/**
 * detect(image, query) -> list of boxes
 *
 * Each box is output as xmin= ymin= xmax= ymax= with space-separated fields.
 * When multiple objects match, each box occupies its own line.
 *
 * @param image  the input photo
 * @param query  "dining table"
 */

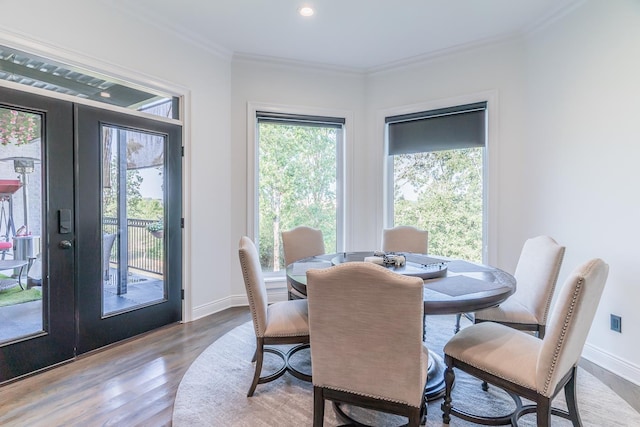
xmin=286 ymin=251 xmax=516 ymax=400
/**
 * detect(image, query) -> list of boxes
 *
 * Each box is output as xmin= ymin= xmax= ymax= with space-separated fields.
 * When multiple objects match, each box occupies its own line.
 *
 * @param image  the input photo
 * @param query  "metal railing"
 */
xmin=103 ymin=217 xmax=163 ymax=275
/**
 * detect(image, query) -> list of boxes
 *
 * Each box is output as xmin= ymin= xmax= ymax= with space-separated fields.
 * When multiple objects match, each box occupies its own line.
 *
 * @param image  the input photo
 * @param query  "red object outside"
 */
xmin=0 ymin=179 xmax=22 ymax=194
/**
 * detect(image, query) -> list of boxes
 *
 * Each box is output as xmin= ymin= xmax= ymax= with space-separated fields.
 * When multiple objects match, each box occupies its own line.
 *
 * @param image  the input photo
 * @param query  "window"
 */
xmin=386 ymin=102 xmax=487 ymax=262
xmin=255 ymin=111 xmax=345 ymax=274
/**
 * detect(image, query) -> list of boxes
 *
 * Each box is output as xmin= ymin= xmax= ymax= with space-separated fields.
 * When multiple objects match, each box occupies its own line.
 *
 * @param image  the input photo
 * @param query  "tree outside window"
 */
xmin=387 ymin=102 xmax=486 ymax=262
xmin=393 ymin=148 xmax=483 ymax=262
xmin=257 ymin=118 xmax=342 ymax=273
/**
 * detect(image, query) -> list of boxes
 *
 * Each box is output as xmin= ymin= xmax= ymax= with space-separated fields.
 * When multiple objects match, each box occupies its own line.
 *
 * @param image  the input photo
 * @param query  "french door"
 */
xmin=0 ymin=87 xmax=182 ymax=382
xmin=75 ymin=105 xmax=182 ymax=354
xmin=0 ymin=87 xmax=75 ymax=380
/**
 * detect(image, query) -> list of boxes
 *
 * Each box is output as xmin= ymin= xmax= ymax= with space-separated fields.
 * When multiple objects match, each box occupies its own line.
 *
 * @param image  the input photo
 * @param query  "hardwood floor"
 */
xmin=0 ymin=306 xmax=250 ymax=427
xmin=1 ymin=306 xmax=637 ymax=426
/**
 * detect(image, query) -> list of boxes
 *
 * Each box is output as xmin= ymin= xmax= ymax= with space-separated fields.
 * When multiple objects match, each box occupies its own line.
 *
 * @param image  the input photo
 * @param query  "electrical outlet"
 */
xmin=610 ymin=314 xmax=622 ymax=333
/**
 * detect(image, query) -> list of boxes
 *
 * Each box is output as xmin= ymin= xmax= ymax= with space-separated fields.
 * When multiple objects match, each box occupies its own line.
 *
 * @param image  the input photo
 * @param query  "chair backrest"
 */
xmin=536 ymin=258 xmax=608 ymax=396
xmin=103 ymin=233 xmax=117 ymax=281
xmin=381 ymin=225 xmax=428 ymax=254
xmin=238 ymin=236 xmax=269 ymax=338
xmin=307 ymin=262 xmax=426 ymax=407
xmin=282 ymin=226 xmax=325 ymax=266
xmin=513 ymin=235 xmax=566 ymax=324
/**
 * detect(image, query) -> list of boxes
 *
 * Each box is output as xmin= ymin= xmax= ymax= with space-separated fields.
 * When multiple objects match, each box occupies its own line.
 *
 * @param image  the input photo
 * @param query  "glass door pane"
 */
xmin=102 ymin=126 xmax=166 ymax=315
xmin=0 ymin=106 xmax=43 ymax=343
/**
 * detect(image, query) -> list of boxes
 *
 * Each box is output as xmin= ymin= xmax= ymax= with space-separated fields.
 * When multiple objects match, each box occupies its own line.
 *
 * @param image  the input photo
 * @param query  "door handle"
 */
xmin=59 ymin=240 xmax=73 ymax=249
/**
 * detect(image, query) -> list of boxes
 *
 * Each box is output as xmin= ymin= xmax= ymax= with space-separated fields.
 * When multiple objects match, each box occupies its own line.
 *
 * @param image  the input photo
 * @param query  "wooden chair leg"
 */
xmin=536 ymin=396 xmax=552 ymax=427
xmin=441 ymin=362 xmax=455 ymax=424
xmin=454 ymin=313 xmax=462 ymax=333
xmin=564 ymin=367 xmax=582 ymax=427
xmin=408 ymin=406 xmax=421 ymax=427
xmin=313 ymin=386 xmax=325 ymax=427
xmin=247 ymin=337 xmax=264 ymax=397
xmin=420 ymin=392 xmax=428 ymax=425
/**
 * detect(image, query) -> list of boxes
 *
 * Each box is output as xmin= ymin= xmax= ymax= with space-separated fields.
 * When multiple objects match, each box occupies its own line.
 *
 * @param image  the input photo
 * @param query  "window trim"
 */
xmin=247 ymin=102 xmax=352 ymax=281
xmin=380 ymin=91 xmax=498 ymax=264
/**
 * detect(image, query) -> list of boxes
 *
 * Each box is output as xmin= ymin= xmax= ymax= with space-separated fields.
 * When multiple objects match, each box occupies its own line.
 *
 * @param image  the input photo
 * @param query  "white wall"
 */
xmin=523 ymin=0 xmax=640 ymax=383
xmin=0 ymin=0 xmax=233 ymax=321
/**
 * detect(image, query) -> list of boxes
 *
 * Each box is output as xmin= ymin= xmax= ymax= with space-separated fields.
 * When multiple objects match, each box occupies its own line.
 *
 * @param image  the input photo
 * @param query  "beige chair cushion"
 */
xmin=307 ymin=262 xmax=427 ymax=408
xmin=264 ymin=299 xmax=309 ymax=337
xmin=381 ymin=226 xmax=428 ymax=254
xmin=474 ymin=297 xmax=538 ymax=324
xmin=445 ymin=322 xmax=541 ymax=390
xmin=475 ymin=235 xmax=565 ymax=325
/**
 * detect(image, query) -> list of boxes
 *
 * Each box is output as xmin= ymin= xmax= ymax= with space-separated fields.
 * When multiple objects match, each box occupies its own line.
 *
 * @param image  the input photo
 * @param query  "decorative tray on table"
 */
xmin=332 ymin=251 xmax=448 ymax=280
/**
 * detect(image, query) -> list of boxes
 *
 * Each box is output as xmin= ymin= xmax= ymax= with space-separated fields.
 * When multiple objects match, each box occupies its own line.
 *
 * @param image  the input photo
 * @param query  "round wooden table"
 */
xmin=286 ymin=251 xmax=516 ymax=400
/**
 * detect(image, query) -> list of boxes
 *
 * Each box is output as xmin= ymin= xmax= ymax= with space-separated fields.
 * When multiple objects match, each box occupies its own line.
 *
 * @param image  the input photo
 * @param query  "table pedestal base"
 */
xmin=425 ymin=349 xmax=446 ymax=401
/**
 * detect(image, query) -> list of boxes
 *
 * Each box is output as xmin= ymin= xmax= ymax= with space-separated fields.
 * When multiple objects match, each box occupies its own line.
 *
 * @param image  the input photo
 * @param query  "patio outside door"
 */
xmin=0 ymin=87 xmax=75 ymax=381
xmin=0 ymin=87 xmax=182 ymax=382
xmin=75 ymin=105 xmax=182 ymax=354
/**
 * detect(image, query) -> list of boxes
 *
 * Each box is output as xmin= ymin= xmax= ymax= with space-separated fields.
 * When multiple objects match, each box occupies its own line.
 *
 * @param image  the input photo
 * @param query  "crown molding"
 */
xmin=102 ymin=0 xmax=233 ymax=62
xmin=523 ymin=0 xmax=587 ymax=36
xmin=232 ymin=52 xmax=366 ymax=75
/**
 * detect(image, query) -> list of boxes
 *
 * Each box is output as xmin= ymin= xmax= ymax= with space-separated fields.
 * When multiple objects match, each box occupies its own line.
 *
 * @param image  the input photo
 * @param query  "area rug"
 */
xmin=173 ymin=315 xmax=640 ymax=426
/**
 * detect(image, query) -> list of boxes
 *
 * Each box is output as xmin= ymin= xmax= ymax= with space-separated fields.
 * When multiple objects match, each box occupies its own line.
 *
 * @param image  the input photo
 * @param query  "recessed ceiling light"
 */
xmin=299 ymin=6 xmax=314 ymax=17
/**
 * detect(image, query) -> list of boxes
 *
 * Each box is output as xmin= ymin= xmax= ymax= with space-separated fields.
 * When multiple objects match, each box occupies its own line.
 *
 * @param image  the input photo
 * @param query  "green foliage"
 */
xmin=146 ymin=221 xmax=163 ymax=232
xmin=258 ymin=122 xmax=338 ymax=271
xmin=0 ymin=108 xmax=40 ymax=145
xmin=394 ymin=148 xmax=483 ymax=262
xmin=0 ymin=286 xmax=42 ymax=307
xmin=102 ymin=160 xmax=163 ymax=221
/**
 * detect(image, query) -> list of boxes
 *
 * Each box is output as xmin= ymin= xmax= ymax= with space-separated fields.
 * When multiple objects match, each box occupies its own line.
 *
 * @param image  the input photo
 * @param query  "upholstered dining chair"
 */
xmin=282 ymin=226 xmax=325 ymax=300
xmin=306 ymin=262 xmax=428 ymax=427
xmin=238 ymin=236 xmax=311 ymax=397
xmin=473 ymin=235 xmax=566 ymax=337
xmin=454 ymin=235 xmax=565 ymax=335
xmin=381 ymin=225 xmax=428 ymax=254
xmin=442 ymin=258 xmax=609 ymax=427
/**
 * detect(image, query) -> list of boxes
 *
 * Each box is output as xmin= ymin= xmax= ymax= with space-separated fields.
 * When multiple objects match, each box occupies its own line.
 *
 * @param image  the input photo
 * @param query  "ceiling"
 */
xmin=114 ymin=0 xmax=581 ymax=72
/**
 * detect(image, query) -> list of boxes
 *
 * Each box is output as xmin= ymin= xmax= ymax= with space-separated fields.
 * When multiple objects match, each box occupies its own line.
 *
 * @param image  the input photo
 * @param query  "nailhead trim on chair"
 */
xmin=543 ymin=275 xmax=584 ymax=395
xmin=239 ymin=250 xmax=264 ymax=338
xmin=323 ymin=385 xmax=420 ymax=408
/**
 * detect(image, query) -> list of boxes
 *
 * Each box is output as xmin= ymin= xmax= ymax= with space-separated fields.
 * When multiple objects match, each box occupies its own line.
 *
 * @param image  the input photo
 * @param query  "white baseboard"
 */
xmin=190 ymin=287 xmax=289 ymax=321
xmin=583 ymin=342 xmax=640 ymax=387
